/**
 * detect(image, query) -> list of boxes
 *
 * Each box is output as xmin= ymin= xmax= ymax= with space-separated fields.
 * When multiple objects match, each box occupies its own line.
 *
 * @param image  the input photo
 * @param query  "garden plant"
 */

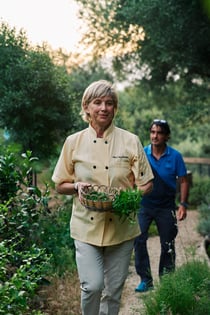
xmin=0 ymin=148 xmax=76 ymax=314
xmin=142 ymin=260 xmax=210 ymax=315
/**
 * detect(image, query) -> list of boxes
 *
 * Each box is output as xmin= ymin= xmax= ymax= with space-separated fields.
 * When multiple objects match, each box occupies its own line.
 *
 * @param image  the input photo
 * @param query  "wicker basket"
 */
xmin=80 ymin=185 xmax=119 ymax=212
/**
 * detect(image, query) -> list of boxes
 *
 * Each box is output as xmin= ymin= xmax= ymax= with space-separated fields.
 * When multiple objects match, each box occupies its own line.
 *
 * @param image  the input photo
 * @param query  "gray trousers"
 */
xmin=74 ymin=239 xmax=134 ymax=315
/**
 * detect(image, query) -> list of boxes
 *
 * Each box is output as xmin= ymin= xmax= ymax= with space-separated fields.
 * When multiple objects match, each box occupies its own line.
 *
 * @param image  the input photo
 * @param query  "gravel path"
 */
xmin=119 ymin=210 xmax=209 ymax=315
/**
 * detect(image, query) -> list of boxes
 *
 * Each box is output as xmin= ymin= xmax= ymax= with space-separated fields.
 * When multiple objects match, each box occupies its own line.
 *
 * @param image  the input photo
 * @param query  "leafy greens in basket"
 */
xmin=85 ymin=191 xmax=111 ymax=201
xmin=81 ymin=185 xmax=142 ymax=223
xmin=112 ymin=188 xmax=142 ymax=223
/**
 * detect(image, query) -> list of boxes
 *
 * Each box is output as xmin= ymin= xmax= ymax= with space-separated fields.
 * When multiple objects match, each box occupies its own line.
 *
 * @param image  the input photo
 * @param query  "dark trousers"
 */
xmin=134 ymin=206 xmax=178 ymax=284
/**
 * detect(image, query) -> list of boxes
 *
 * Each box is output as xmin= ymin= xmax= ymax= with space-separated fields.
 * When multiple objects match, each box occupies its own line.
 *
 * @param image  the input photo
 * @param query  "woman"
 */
xmin=52 ymin=80 xmax=153 ymax=315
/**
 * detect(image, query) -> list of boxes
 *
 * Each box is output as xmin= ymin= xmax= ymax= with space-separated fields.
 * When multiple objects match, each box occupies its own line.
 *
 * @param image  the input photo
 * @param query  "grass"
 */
xmin=35 ymin=272 xmax=81 ymax=315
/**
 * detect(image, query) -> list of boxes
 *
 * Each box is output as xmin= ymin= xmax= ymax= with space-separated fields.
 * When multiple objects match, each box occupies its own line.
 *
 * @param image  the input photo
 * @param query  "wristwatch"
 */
xmin=180 ymin=202 xmax=188 ymax=209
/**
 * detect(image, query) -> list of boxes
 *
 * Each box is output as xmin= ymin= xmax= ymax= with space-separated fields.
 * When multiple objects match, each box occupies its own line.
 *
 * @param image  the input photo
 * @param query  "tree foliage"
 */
xmin=0 ymin=22 xmax=118 ymax=159
xmin=0 ymin=22 xmax=72 ymax=159
xmin=76 ymin=0 xmax=210 ymax=142
xmin=76 ymin=0 xmax=210 ymax=82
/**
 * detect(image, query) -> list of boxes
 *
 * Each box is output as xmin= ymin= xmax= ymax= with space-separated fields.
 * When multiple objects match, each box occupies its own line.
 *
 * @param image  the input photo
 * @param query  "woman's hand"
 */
xmin=74 ymin=182 xmax=91 ymax=201
xmin=56 ymin=181 xmax=91 ymax=197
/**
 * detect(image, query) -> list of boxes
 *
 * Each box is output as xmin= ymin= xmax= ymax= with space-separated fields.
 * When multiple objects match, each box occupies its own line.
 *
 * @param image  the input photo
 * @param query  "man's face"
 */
xmin=150 ymin=124 xmax=169 ymax=147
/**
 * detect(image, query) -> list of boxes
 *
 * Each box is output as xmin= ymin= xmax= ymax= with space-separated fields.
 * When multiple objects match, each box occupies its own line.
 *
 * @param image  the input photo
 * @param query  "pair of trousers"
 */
xmin=74 ymin=239 xmax=134 ymax=315
xmin=134 ymin=207 xmax=178 ymax=283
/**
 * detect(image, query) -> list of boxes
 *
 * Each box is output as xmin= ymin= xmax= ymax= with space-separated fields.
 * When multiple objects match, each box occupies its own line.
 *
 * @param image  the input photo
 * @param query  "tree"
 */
xmin=0 ymin=22 xmax=72 ymax=159
xmin=76 ymin=0 xmax=210 ymax=81
xmin=75 ymin=0 xmax=210 ymax=127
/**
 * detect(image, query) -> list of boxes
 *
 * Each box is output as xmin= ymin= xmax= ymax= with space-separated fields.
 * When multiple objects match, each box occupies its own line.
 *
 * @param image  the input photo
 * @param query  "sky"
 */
xmin=0 ymin=0 xmax=84 ymax=52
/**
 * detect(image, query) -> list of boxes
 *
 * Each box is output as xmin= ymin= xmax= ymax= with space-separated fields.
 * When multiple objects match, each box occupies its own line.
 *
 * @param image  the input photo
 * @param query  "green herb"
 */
xmin=85 ymin=191 xmax=111 ymax=201
xmin=112 ymin=188 xmax=142 ymax=223
xmin=82 ymin=187 xmax=142 ymax=223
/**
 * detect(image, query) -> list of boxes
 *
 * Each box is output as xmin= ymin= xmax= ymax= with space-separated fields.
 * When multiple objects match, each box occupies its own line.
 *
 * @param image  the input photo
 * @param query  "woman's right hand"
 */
xmin=75 ymin=182 xmax=91 ymax=201
xmin=56 ymin=181 xmax=91 ymax=197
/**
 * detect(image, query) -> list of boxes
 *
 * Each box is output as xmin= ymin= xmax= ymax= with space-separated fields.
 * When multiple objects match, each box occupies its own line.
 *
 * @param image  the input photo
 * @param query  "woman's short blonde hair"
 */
xmin=80 ymin=80 xmax=118 ymax=122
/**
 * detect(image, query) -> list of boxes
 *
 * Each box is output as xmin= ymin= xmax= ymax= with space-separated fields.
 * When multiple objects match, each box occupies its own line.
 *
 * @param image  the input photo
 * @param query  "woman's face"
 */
xmin=84 ymin=96 xmax=116 ymax=129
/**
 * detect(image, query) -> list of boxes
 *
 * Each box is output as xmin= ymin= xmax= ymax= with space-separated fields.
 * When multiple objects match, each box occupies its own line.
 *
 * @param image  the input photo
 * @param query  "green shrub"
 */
xmin=0 ymin=148 xmax=76 ymax=313
xmin=37 ymin=198 xmax=76 ymax=275
xmin=148 ymin=221 xmax=158 ymax=236
xmin=0 ymin=240 xmax=49 ymax=315
xmin=0 ymin=151 xmax=22 ymax=202
xmin=142 ymin=260 xmax=210 ymax=315
xmin=197 ymin=193 xmax=210 ymax=236
xmin=0 ymin=150 xmax=51 ymax=314
xmin=188 ymin=176 xmax=210 ymax=208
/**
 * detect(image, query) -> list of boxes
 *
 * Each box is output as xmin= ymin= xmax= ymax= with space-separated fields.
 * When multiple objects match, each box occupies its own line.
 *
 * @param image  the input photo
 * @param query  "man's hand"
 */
xmin=177 ymin=205 xmax=187 ymax=221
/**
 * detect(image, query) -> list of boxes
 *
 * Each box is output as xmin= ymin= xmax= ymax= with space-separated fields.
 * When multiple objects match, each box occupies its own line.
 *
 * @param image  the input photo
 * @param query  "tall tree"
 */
xmin=76 ymin=0 xmax=210 ymax=127
xmin=0 ymin=22 xmax=72 ymax=159
xmin=76 ymin=0 xmax=210 ymax=82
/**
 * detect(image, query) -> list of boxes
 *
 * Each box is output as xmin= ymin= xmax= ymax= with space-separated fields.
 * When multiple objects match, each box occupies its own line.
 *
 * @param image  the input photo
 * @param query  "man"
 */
xmin=134 ymin=119 xmax=189 ymax=292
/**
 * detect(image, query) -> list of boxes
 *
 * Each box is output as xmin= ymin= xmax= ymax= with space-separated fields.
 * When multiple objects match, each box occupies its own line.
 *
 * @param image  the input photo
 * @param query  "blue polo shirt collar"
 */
xmin=147 ymin=144 xmax=170 ymax=157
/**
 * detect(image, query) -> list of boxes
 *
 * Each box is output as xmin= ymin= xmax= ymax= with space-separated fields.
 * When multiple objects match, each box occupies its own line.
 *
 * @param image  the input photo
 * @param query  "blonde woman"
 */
xmin=52 ymin=80 xmax=153 ymax=315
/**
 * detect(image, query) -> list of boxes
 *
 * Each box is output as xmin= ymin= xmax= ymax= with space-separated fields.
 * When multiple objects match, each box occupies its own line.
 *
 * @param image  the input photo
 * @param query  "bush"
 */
xmin=0 ymin=149 xmax=27 ymax=202
xmin=188 ymin=176 xmax=210 ymax=208
xmin=142 ymin=260 xmax=210 ymax=315
xmin=197 ymin=193 xmax=210 ymax=238
xmin=0 ymin=241 xmax=49 ymax=315
xmin=37 ymin=198 xmax=76 ymax=275
xmin=0 ymin=150 xmax=52 ymax=314
xmin=0 ymin=148 xmax=77 ymax=314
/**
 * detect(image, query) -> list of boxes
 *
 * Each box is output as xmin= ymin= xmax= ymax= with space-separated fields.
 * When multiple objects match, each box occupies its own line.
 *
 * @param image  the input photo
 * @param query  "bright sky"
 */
xmin=0 ymin=0 xmax=84 ymax=52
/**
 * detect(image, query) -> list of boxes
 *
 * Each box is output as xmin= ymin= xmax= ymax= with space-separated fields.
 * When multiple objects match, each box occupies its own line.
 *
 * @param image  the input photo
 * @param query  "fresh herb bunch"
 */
xmin=112 ymin=188 xmax=142 ymax=223
xmin=85 ymin=191 xmax=111 ymax=201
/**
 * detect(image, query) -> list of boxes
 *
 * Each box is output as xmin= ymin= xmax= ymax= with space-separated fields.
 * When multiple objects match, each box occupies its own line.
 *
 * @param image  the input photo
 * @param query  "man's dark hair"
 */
xmin=150 ymin=119 xmax=171 ymax=135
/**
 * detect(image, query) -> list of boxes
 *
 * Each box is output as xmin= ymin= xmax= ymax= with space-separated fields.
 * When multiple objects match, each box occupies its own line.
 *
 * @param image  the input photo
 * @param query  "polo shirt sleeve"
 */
xmin=176 ymin=152 xmax=187 ymax=177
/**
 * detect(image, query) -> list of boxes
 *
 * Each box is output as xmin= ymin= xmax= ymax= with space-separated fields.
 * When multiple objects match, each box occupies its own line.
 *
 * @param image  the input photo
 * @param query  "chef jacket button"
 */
xmin=105 ymin=166 xmax=108 ymax=170
xmin=93 ymin=165 xmax=96 ymax=169
xmin=105 ymin=140 xmax=108 ymax=144
xmin=93 ymin=140 xmax=97 ymax=143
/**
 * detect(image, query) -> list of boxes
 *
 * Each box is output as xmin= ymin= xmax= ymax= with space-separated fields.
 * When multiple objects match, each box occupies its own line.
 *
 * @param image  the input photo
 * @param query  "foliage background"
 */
xmin=0 ymin=2 xmax=210 ymax=313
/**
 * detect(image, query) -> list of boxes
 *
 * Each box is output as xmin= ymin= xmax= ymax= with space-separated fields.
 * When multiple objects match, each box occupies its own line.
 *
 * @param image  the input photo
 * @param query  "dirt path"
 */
xmin=119 ymin=210 xmax=209 ymax=315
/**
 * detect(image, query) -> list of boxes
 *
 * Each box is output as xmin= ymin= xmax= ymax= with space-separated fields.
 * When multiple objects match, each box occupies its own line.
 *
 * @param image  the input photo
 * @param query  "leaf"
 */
xmin=112 ymin=188 xmax=142 ymax=223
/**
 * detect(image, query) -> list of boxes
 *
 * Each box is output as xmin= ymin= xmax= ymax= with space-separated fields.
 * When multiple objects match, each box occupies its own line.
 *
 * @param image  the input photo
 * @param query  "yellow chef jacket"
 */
xmin=52 ymin=123 xmax=154 ymax=246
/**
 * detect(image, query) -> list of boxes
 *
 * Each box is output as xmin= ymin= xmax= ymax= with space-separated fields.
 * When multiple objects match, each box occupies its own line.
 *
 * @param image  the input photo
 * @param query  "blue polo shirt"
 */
xmin=141 ymin=144 xmax=187 ymax=209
